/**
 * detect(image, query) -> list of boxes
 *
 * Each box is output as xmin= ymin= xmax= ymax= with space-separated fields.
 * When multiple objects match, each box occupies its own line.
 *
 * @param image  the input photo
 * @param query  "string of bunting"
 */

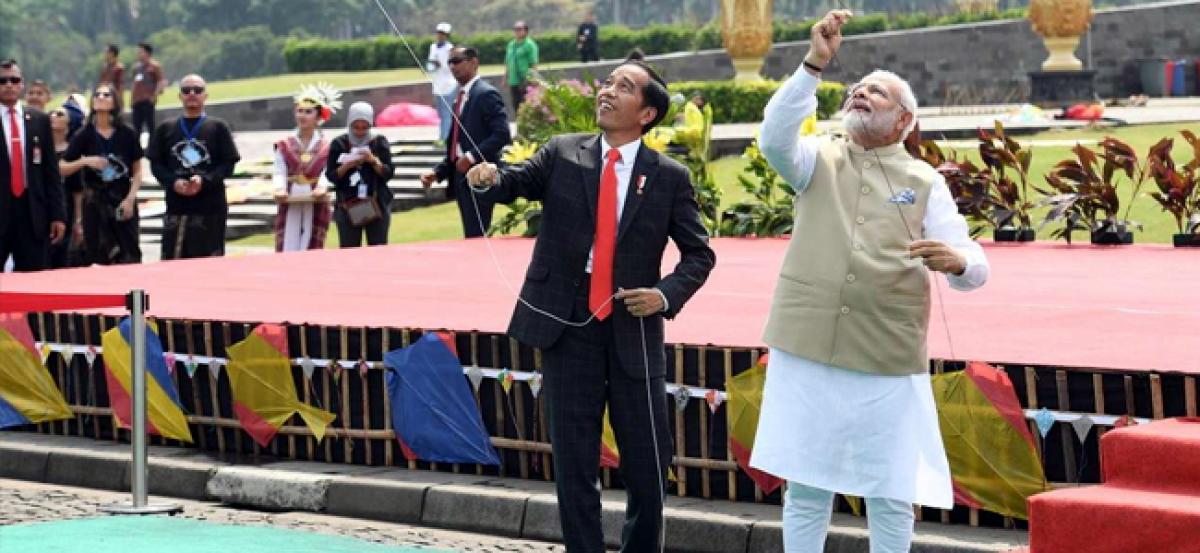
xmin=34 ymin=340 xmax=1151 ymax=428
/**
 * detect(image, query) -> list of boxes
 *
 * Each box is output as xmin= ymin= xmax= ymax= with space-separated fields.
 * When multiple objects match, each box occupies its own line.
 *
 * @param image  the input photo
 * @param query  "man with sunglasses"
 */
xmin=419 ymin=46 xmax=510 ymax=238
xmin=0 ymin=59 xmax=67 ymax=271
xmin=749 ymin=11 xmax=990 ymax=552
xmin=146 ymin=74 xmax=240 ymax=260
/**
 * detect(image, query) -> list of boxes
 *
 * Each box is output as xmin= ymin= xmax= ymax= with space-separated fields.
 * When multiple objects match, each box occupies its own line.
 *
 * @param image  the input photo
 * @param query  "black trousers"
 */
xmin=0 ymin=198 xmax=49 ymax=271
xmin=82 ymin=190 xmax=141 ymax=265
xmin=542 ymin=283 xmax=672 ymax=553
xmin=160 ymin=213 xmax=226 ymax=260
xmin=510 ymin=84 xmax=527 ymax=110
xmin=131 ymin=100 xmax=156 ymax=137
xmin=334 ymin=198 xmax=391 ymax=247
xmin=580 ymin=46 xmax=599 ymax=63
xmin=452 ymin=173 xmax=494 ymax=238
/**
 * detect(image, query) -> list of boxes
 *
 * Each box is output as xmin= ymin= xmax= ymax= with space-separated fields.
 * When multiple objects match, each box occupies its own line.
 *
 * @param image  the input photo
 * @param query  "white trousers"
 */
xmin=783 ymin=482 xmax=915 ymax=553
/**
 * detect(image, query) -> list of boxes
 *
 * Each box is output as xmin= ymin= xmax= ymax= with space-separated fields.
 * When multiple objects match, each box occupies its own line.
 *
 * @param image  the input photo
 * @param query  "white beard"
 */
xmin=841 ymin=106 xmax=901 ymax=144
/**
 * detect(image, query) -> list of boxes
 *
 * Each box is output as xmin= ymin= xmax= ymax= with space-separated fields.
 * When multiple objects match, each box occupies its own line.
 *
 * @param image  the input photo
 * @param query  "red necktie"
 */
xmin=590 ymin=148 xmax=621 ymax=320
xmin=7 ymin=108 xmax=23 ymax=198
xmin=447 ymin=89 xmax=466 ymax=162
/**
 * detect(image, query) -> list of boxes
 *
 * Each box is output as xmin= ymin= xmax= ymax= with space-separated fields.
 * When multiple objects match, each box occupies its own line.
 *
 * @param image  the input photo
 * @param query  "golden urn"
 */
xmin=1028 ymin=0 xmax=1094 ymax=71
xmin=720 ymin=0 xmax=774 ymax=81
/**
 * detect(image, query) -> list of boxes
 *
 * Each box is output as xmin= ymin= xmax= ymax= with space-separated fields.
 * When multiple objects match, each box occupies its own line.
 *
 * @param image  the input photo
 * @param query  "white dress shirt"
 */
xmin=585 ymin=136 xmax=642 ymax=272
xmin=452 ymin=76 xmax=481 ymax=162
xmin=758 ymin=70 xmax=989 ymax=291
xmin=2 ymin=103 xmax=26 ymax=173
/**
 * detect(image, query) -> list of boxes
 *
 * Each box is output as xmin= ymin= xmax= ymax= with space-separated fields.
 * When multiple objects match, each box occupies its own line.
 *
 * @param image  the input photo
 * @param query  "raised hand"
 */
xmin=808 ymin=10 xmax=853 ymax=68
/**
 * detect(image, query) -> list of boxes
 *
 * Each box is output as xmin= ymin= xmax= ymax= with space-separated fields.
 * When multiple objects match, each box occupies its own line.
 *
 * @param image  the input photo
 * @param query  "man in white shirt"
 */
xmin=750 ymin=10 xmax=990 ymax=552
xmin=428 ymin=23 xmax=457 ymax=145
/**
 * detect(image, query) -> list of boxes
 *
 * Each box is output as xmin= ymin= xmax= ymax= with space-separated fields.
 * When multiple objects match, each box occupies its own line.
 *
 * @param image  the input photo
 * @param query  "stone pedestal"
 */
xmin=1029 ymin=70 xmax=1096 ymax=108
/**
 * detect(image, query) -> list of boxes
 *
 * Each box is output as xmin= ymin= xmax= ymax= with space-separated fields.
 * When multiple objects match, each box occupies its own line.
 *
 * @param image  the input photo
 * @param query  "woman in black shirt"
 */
xmin=325 ymin=102 xmax=395 ymax=247
xmin=59 ymin=83 xmax=144 ymax=265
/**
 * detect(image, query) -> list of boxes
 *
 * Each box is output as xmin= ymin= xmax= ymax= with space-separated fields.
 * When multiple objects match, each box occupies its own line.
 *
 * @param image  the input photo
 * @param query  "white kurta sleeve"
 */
xmin=923 ymin=175 xmax=989 ymax=291
xmin=272 ymin=149 xmax=288 ymax=192
xmin=758 ymin=69 xmax=823 ymax=193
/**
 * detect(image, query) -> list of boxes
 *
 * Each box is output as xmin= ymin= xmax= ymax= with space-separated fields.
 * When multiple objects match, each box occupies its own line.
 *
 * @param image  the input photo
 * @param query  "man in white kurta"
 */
xmin=749 ymin=10 xmax=989 ymax=553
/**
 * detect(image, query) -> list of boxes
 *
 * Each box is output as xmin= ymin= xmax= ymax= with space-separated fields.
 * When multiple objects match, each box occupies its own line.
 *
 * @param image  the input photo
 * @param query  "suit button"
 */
xmin=861 ymin=186 xmax=871 ymax=195
xmin=856 ymin=216 xmax=866 ymax=225
xmin=840 ymin=306 xmax=851 ymax=314
xmin=846 ymin=274 xmax=856 ymax=283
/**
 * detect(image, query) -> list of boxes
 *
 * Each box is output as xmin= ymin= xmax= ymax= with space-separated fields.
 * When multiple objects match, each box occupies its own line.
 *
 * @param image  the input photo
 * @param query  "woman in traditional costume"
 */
xmin=273 ymin=83 xmax=341 ymax=252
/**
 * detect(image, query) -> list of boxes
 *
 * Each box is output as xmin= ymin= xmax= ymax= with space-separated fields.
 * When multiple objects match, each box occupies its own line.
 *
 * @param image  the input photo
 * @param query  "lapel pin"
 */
xmin=636 ymin=175 xmax=646 ymax=196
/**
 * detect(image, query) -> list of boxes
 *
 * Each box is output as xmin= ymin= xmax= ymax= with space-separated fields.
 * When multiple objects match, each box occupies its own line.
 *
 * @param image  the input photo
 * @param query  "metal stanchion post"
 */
xmin=100 ymin=289 xmax=183 ymax=515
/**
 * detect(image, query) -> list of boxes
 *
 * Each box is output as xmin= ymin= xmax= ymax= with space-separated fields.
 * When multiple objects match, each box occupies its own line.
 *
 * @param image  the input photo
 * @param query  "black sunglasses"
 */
xmin=180 ymin=86 xmax=205 ymax=95
xmin=0 ymin=76 xmax=22 ymax=85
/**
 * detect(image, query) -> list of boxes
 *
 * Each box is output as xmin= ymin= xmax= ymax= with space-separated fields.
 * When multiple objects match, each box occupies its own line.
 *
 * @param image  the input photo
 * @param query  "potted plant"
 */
xmin=917 ymin=140 xmax=1009 ymax=239
xmin=1039 ymin=138 xmax=1145 ymax=245
xmin=977 ymin=122 xmax=1038 ymax=242
xmin=1147 ymin=131 xmax=1200 ymax=247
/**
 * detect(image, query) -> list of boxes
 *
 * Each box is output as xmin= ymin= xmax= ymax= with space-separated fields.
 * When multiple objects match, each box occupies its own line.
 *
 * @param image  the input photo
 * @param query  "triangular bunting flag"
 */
xmin=163 ymin=352 xmax=176 ymax=370
xmin=39 ymin=343 xmax=52 ymax=364
xmin=674 ymin=385 xmax=690 ymax=413
xmin=184 ymin=360 xmax=197 ymax=378
xmin=498 ymin=368 xmax=514 ymax=395
xmin=300 ymin=357 xmax=316 ymax=380
xmin=63 ymin=344 xmax=75 ymax=360
xmin=1070 ymin=414 xmax=1094 ymax=443
xmin=85 ymin=345 xmax=98 ymax=366
xmin=1114 ymin=414 xmax=1138 ymax=428
xmin=359 ymin=360 xmax=370 ymax=378
xmin=467 ymin=365 xmax=483 ymax=392
xmin=331 ymin=364 xmax=342 ymax=384
xmin=529 ymin=372 xmax=543 ymax=398
xmin=1034 ymin=407 xmax=1055 ymax=438
xmin=705 ymin=388 xmax=723 ymax=413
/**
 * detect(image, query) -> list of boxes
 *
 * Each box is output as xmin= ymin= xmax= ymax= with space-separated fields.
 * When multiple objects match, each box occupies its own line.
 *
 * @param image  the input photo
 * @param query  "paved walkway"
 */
xmin=1 ymin=432 xmax=1027 ymax=553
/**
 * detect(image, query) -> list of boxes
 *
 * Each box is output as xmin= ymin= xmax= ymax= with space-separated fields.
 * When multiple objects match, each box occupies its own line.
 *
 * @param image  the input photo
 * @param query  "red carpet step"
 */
xmin=1101 ymin=417 xmax=1200 ymax=496
xmin=1028 ymin=418 xmax=1200 ymax=553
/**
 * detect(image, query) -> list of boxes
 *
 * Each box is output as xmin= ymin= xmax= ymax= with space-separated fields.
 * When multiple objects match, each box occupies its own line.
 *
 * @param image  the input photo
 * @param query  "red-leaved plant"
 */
xmin=1148 ymin=130 xmax=1200 ymax=236
xmin=1037 ymin=137 xmax=1145 ymax=243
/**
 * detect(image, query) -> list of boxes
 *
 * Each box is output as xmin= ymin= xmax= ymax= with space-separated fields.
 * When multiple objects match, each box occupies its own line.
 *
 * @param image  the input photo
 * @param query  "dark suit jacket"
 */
xmin=0 ymin=106 xmax=65 ymax=241
xmin=483 ymin=133 xmax=715 ymax=378
xmin=434 ymin=78 xmax=511 ymax=194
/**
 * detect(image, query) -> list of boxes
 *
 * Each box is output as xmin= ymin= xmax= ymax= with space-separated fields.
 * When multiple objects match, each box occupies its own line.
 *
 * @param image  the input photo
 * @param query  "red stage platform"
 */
xmin=8 ymin=238 xmax=1200 ymax=375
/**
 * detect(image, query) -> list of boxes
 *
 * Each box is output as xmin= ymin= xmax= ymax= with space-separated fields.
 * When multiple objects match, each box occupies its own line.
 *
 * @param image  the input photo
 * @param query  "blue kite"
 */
xmin=384 ymin=333 xmax=501 ymax=465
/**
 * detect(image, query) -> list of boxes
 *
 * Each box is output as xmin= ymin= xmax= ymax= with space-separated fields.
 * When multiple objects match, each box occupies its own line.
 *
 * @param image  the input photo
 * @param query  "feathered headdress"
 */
xmin=294 ymin=82 xmax=343 ymax=122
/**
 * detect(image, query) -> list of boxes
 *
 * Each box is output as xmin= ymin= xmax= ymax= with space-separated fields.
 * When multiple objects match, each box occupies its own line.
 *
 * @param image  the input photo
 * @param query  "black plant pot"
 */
xmin=1090 ymin=229 xmax=1134 ymax=245
xmin=993 ymin=228 xmax=1036 ymax=242
xmin=1173 ymin=233 xmax=1200 ymax=247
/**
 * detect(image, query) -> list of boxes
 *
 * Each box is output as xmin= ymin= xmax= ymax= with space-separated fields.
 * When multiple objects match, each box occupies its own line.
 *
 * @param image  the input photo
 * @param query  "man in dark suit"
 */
xmin=467 ymin=60 xmax=715 ymax=553
xmin=1 ymin=59 xmax=66 ymax=271
xmin=419 ymin=46 xmax=511 ymax=238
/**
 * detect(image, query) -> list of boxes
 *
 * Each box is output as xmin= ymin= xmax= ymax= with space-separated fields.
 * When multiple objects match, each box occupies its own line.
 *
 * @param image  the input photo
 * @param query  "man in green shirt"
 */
xmin=504 ymin=20 xmax=539 ymax=109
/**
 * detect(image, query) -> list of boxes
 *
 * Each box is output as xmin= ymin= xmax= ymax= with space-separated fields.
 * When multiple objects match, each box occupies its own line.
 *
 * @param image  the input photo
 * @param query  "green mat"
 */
xmin=0 ymin=516 xmax=454 ymax=553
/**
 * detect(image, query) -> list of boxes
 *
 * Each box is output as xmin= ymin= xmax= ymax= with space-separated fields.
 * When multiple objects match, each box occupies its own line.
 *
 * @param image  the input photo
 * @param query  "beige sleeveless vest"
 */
xmin=762 ymin=136 xmax=937 ymax=376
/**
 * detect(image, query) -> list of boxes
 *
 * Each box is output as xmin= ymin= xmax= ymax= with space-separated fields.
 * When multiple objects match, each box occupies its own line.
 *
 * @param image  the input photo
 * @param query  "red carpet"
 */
xmin=5 ymin=238 xmax=1200 ymax=374
xmin=1028 ymin=418 xmax=1200 ymax=552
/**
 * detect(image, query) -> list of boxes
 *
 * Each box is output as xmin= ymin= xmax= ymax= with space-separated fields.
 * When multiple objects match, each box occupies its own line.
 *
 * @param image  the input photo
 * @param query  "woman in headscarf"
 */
xmin=326 ymin=101 xmax=395 ymax=247
xmin=273 ymin=83 xmax=340 ymax=252
xmin=59 ymin=82 xmax=143 ymax=265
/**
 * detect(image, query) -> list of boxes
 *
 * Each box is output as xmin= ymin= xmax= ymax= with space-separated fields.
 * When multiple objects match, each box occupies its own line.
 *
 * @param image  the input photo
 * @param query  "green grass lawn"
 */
xmin=230 ymin=122 xmax=1199 ymax=248
xmin=58 ymin=62 xmax=577 ymax=110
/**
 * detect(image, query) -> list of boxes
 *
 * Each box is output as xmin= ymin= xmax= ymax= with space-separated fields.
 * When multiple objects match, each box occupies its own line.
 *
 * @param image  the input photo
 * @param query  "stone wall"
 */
xmin=763 ymin=0 xmax=1200 ymax=107
xmin=159 ymin=0 xmax=1200 ymax=130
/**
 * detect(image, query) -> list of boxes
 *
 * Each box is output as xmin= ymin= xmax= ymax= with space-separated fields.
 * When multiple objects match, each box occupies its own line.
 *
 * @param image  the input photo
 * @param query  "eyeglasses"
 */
xmin=0 ymin=76 xmax=22 ymax=85
xmin=447 ymin=57 xmax=468 ymax=65
xmin=180 ymin=86 xmax=205 ymax=95
xmin=94 ymin=91 xmax=113 ymax=98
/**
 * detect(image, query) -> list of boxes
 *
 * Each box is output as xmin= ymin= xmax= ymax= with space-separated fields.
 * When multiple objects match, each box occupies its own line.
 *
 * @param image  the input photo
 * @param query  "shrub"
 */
xmin=668 ymin=80 xmax=845 ymax=124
